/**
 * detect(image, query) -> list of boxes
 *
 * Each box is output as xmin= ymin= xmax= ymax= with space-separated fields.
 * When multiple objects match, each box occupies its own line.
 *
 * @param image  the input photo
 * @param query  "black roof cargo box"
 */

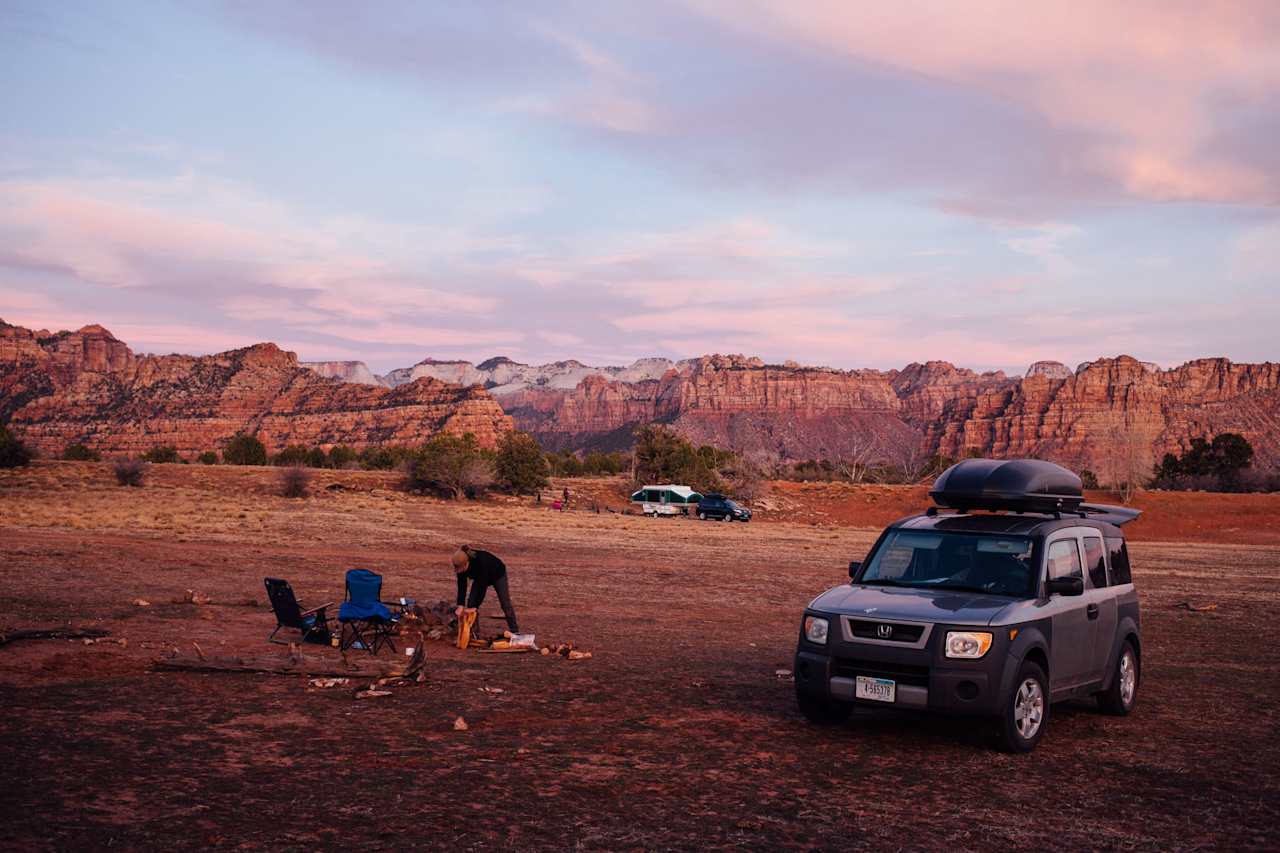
xmin=930 ymin=458 xmax=1083 ymax=514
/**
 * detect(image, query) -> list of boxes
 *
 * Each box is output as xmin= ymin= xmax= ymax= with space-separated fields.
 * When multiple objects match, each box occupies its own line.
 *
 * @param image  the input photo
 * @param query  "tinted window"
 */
xmin=1083 ymin=537 xmax=1107 ymax=588
xmin=860 ymin=531 xmax=1035 ymax=597
xmin=1046 ymin=539 xmax=1083 ymax=581
xmin=1106 ymin=537 xmax=1132 ymax=584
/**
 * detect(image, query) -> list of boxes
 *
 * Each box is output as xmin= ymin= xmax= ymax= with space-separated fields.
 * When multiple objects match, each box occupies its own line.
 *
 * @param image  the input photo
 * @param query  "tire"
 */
xmin=997 ymin=660 xmax=1049 ymax=753
xmin=1097 ymin=641 xmax=1139 ymax=716
xmin=720 ymin=514 xmax=731 ymax=522
xmin=698 ymin=512 xmax=706 ymax=520
xmin=796 ymin=685 xmax=853 ymax=725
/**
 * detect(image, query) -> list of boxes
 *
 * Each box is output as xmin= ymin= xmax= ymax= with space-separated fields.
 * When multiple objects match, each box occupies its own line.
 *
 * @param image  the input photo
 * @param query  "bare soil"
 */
xmin=1 ymin=462 xmax=1278 ymax=851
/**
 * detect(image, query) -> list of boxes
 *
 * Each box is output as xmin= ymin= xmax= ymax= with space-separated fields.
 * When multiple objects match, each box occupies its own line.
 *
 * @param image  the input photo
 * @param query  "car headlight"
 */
xmin=803 ymin=616 xmax=829 ymax=645
xmin=945 ymin=631 xmax=993 ymax=659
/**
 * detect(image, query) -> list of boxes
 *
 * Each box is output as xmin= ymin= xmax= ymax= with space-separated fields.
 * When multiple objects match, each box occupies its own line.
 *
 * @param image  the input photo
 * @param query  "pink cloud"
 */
xmin=688 ymin=0 xmax=1280 ymax=206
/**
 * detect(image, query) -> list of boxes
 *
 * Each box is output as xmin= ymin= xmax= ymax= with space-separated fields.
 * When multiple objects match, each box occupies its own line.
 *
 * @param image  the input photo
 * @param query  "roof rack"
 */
xmin=930 ymin=458 xmax=1083 ymax=515
xmin=1076 ymin=503 xmax=1142 ymax=526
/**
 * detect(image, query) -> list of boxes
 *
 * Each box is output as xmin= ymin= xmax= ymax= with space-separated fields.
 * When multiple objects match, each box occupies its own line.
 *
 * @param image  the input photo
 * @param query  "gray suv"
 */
xmin=794 ymin=459 xmax=1141 ymax=752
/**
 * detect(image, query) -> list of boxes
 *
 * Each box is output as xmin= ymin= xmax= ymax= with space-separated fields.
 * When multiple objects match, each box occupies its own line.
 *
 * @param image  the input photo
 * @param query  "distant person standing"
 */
xmin=561 ymin=486 xmax=570 ymax=511
xmin=451 ymin=545 xmax=519 ymax=633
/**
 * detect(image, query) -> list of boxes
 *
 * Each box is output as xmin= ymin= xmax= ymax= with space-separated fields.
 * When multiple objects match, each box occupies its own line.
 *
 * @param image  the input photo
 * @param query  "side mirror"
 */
xmin=1045 ymin=576 xmax=1084 ymax=596
xmin=848 ymin=561 xmax=861 ymax=579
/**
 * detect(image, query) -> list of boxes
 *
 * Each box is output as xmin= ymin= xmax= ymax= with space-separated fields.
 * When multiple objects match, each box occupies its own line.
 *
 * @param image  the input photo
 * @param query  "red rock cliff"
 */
xmin=505 ymin=351 xmax=1280 ymax=470
xmin=0 ymin=320 xmax=512 ymax=456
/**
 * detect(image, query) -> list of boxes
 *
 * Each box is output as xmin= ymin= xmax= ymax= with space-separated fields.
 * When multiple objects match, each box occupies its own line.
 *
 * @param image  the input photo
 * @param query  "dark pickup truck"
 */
xmin=794 ymin=458 xmax=1141 ymax=752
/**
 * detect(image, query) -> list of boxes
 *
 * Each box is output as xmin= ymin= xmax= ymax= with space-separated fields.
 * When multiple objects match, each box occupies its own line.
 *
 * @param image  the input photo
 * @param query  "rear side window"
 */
xmin=1046 ymin=539 xmax=1083 ymax=581
xmin=1083 ymin=537 xmax=1107 ymax=588
xmin=1106 ymin=537 xmax=1132 ymax=584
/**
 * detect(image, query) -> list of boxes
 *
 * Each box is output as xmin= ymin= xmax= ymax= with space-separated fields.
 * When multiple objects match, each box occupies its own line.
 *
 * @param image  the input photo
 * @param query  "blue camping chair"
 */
xmin=338 ymin=569 xmax=402 ymax=655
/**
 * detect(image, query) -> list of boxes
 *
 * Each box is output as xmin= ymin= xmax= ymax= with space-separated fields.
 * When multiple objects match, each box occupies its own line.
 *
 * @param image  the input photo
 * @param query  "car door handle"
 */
xmin=1086 ymin=603 xmax=1099 ymax=620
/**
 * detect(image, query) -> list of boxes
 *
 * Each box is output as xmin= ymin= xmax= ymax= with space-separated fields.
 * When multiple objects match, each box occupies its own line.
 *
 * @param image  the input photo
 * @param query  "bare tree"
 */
xmin=1095 ymin=409 xmax=1156 ymax=504
xmin=872 ymin=435 xmax=934 ymax=485
xmin=836 ymin=434 xmax=881 ymax=484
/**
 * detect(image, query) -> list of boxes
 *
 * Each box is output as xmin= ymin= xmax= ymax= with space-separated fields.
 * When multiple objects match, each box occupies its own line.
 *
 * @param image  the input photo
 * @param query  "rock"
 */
xmin=453 ymin=716 xmax=469 ymax=731
xmin=132 ymin=598 xmax=150 ymax=607
xmin=299 ymin=360 xmax=387 ymax=387
xmin=0 ymin=320 xmax=512 ymax=457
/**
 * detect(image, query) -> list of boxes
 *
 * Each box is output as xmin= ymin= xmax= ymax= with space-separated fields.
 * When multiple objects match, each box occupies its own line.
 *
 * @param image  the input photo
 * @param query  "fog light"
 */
xmin=956 ymin=680 xmax=979 ymax=701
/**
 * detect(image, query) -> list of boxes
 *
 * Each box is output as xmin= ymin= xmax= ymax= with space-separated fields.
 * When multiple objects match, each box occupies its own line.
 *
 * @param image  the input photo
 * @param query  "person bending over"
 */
xmin=452 ymin=545 xmax=520 ymax=633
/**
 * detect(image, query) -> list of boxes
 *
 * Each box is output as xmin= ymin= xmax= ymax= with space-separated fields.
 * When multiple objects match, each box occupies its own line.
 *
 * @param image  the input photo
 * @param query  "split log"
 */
xmin=0 ymin=627 xmax=110 ymax=647
xmin=152 ymin=651 xmax=400 ymax=678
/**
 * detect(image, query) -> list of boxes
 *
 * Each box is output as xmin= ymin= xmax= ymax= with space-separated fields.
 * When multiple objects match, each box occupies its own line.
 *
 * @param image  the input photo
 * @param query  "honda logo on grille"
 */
xmin=877 ymin=624 xmax=894 ymax=639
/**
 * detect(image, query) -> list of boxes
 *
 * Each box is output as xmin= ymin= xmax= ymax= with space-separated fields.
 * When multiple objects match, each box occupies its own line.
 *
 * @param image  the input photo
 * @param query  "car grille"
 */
xmin=845 ymin=618 xmax=925 ymax=643
xmin=832 ymin=657 xmax=931 ymax=687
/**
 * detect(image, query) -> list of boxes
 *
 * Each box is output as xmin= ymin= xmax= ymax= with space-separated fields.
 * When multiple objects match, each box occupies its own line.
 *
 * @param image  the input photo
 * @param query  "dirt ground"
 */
xmin=1 ymin=462 xmax=1278 ymax=851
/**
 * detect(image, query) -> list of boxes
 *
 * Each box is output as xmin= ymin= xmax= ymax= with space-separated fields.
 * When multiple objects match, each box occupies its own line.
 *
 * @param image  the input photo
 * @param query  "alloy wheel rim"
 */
xmin=1014 ymin=678 xmax=1044 ymax=739
xmin=1119 ymin=652 xmax=1136 ymax=705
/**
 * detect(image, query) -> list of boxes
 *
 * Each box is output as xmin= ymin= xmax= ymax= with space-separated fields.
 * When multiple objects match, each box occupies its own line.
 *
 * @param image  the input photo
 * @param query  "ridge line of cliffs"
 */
xmin=494 ymin=353 xmax=1280 ymax=473
xmin=0 ymin=320 xmax=512 ymax=456
xmin=3 ymin=319 xmax=1277 ymax=474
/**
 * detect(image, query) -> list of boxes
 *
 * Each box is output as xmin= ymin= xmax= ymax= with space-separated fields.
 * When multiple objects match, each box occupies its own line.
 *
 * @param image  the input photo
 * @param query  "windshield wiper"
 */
xmin=920 ymin=582 xmax=1020 ymax=596
xmin=860 ymin=579 xmax=907 ymax=587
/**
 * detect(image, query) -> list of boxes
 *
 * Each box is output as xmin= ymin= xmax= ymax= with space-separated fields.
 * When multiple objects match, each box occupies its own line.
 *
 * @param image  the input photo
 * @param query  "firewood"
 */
xmin=0 ymin=627 xmax=110 ymax=647
xmin=152 ymin=652 xmax=396 ymax=678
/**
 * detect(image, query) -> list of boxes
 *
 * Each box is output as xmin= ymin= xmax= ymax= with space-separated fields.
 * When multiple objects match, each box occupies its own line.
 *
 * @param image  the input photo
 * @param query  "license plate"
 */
xmin=855 ymin=676 xmax=896 ymax=703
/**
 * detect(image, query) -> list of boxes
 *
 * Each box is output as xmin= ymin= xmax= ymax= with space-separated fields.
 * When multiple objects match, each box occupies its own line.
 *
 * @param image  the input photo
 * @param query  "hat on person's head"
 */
xmin=451 ymin=548 xmax=469 ymax=571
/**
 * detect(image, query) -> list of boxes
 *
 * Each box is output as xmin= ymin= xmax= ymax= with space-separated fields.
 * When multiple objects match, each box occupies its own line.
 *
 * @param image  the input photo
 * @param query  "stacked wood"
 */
xmin=0 ymin=627 xmax=110 ymax=647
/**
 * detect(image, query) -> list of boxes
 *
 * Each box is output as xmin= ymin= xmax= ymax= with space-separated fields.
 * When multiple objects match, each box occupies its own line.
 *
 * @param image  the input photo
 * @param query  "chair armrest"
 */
xmin=301 ymin=602 xmax=335 ymax=616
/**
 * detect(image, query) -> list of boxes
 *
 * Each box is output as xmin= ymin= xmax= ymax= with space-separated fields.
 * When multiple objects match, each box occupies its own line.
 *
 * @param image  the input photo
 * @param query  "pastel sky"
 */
xmin=2 ymin=1 xmax=1277 ymax=375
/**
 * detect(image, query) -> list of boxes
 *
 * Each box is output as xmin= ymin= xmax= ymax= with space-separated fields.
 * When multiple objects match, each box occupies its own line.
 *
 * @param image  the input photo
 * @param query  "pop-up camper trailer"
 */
xmin=630 ymin=484 xmax=703 ymax=516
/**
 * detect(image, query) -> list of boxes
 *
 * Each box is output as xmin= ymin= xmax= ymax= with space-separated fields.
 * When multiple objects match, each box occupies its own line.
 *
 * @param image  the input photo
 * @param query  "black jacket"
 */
xmin=456 ymin=549 xmax=507 ymax=607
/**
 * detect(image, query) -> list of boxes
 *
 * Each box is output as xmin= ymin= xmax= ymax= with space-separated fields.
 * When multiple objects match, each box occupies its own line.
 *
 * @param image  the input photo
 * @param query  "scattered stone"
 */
xmin=453 ymin=716 xmax=469 ymax=731
xmin=309 ymin=677 xmax=350 ymax=688
xmin=356 ymin=689 xmax=392 ymax=699
xmin=567 ymin=650 xmax=592 ymax=661
xmin=132 ymin=598 xmax=151 ymax=607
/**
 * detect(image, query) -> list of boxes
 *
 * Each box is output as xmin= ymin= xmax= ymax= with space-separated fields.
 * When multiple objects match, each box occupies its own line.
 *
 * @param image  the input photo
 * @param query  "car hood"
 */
xmin=808 ymin=584 xmax=1016 ymax=626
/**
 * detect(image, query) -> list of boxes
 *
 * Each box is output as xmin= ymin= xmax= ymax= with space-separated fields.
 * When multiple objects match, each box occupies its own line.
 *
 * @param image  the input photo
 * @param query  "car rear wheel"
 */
xmin=796 ymin=685 xmax=853 ymax=725
xmin=996 ymin=660 xmax=1049 ymax=752
xmin=720 ymin=514 xmax=731 ymax=522
xmin=1097 ymin=641 xmax=1139 ymax=716
xmin=698 ymin=512 xmax=706 ymax=520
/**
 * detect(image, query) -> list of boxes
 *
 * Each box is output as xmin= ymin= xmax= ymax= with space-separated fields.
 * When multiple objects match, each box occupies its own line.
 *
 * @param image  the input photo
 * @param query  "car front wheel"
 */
xmin=1097 ymin=641 xmax=1139 ymax=716
xmin=997 ymin=660 xmax=1049 ymax=752
xmin=698 ymin=512 xmax=706 ymax=520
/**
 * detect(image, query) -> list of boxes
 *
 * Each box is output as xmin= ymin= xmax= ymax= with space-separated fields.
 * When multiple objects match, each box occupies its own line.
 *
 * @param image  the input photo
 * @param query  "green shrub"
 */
xmin=631 ymin=424 xmax=722 ymax=492
xmin=63 ymin=442 xmax=100 ymax=462
xmin=141 ymin=445 xmax=180 ymax=464
xmin=272 ymin=444 xmax=311 ymax=466
xmin=1152 ymin=433 xmax=1255 ymax=492
xmin=358 ymin=445 xmax=415 ymax=470
xmin=329 ymin=445 xmax=360 ymax=469
xmin=0 ymin=426 xmax=33 ymax=469
xmin=496 ymin=431 xmax=550 ymax=495
xmin=407 ymin=433 xmax=495 ymax=499
xmin=197 ymin=451 xmax=219 ymax=465
xmin=305 ymin=447 xmax=329 ymax=468
xmin=223 ymin=434 xmax=267 ymax=466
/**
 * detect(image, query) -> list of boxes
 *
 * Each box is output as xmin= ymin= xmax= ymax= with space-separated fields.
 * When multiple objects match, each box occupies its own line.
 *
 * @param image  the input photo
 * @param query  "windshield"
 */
xmin=858 ymin=530 xmax=1036 ymax=597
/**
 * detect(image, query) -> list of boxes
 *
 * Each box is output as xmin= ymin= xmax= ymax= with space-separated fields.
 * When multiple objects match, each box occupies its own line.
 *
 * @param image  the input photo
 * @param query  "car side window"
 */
xmin=1083 ymin=537 xmax=1107 ymax=588
xmin=1106 ymin=537 xmax=1132 ymax=585
xmin=1046 ymin=539 xmax=1083 ymax=581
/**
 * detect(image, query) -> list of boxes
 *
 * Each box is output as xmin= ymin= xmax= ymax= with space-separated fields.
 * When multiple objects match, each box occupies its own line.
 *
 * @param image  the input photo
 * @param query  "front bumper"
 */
xmin=795 ymin=621 xmax=1011 ymax=716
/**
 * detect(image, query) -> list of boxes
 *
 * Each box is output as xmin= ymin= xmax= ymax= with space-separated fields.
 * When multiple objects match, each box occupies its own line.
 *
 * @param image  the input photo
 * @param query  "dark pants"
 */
xmin=467 ymin=573 xmax=519 ymax=632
